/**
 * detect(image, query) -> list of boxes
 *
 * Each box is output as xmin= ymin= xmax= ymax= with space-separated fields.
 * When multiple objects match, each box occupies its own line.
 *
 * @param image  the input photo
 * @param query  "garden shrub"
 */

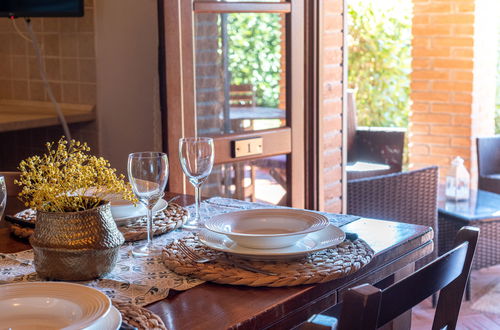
xmin=347 ymin=0 xmax=412 ymax=128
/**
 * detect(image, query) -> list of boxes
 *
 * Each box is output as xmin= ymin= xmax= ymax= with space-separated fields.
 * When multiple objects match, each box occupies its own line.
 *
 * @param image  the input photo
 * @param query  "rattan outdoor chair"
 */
xmin=347 ymin=166 xmax=439 ymax=267
xmin=476 ymin=136 xmax=500 ymax=194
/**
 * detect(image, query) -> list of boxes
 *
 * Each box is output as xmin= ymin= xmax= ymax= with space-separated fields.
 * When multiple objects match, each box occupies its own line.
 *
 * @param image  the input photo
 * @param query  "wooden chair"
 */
xmin=338 ymin=226 xmax=479 ymax=330
xmin=476 ymin=136 xmax=500 ymax=194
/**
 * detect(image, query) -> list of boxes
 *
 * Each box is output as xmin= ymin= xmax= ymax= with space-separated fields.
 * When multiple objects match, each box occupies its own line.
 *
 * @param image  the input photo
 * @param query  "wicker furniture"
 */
xmin=347 ymin=166 xmax=439 ymax=266
xmin=476 ymin=136 xmax=500 ymax=194
xmin=346 ymin=90 xmax=406 ymax=180
xmin=438 ymin=189 xmax=500 ymax=271
xmin=338 ymin=227 xmax=479 ymax=330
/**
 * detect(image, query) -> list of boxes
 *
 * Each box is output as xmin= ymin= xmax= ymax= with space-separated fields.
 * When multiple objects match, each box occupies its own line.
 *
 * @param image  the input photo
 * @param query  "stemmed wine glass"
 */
xmin=127 ymin=152 xmax=169 ymax=257
xmin=0 ymin=176 xmax=6 ymax=221
xmin=179 ymin=137 xmax=214 ymax=229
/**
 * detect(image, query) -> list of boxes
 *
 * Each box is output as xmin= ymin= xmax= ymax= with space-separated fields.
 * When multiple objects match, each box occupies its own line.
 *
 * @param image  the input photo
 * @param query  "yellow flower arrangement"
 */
xmin=15 ymin=138 xmax=137 ymax=212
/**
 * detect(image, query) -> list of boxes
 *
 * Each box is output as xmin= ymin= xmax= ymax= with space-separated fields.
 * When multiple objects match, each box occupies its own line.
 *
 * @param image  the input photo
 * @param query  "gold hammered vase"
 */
xmin=30 ymin=202 xmax=124 ymax=281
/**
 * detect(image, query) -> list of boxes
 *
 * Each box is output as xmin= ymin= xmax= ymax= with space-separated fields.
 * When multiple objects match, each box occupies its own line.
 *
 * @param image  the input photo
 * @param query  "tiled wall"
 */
xmin=0 ymin=0 xmax=98 ymax=170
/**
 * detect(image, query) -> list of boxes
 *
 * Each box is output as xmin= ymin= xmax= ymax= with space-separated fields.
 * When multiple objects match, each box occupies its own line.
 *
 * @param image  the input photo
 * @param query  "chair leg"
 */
xmin=431 ymin=293 xmax=437 ymax=308
xmin=465 ymin=275 xmax=471 ymax=301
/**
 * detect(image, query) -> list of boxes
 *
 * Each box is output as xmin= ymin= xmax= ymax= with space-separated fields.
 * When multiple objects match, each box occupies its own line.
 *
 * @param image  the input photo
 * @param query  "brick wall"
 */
xmin=320 ymin=0 xmax=344 ymax=213
xmin=409 ymin=0 xmax=498 ymax=184
xmin=0 ymin=0 xmax=97 ymax=169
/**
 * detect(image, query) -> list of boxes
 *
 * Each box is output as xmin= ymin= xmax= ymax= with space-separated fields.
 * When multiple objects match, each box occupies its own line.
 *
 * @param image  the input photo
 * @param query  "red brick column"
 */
xmin=320 ymin=0 xmax=344 ymax=212
xmin=409 ymin=0 xmax=498 ymax=183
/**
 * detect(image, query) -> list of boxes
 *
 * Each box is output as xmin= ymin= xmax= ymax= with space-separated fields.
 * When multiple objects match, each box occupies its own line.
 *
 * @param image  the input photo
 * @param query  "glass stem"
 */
xmin=194 ymin=185 xmax=201 ymax=222
xmin=146 ymin=206 xmax=153 ymax=246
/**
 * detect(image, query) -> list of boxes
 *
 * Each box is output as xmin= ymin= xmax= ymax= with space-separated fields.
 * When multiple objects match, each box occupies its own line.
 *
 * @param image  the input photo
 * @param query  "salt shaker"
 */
xmin=445 ymin=156 xmax=470 ymax=201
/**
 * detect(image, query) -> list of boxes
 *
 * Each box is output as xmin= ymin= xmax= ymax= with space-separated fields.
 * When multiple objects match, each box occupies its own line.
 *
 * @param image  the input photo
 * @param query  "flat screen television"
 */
xmin=0 ymin=0 xmax=83 ymax=18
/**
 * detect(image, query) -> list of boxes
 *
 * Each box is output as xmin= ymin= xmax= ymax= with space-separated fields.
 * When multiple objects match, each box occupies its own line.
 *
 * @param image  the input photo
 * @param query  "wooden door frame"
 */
xmin=161 ymin=0 xmax=311 ymax=208
xmin=304 ymin=0 xmax=321 ymax=211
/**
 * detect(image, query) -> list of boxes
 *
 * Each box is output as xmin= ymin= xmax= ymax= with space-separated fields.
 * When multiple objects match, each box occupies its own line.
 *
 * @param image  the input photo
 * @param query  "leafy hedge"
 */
xmin=347 ymin=0 xmax=412 ymax=128
xmin=227 ymin=13 xmax=283 ymax=108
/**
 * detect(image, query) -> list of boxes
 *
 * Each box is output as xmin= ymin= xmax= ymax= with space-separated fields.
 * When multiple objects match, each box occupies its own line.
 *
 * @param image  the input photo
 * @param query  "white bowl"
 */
xmin=0 ymin=282 xmax=111 ymax=330
xmin=204 ymin=209 xmax=329 ymax=249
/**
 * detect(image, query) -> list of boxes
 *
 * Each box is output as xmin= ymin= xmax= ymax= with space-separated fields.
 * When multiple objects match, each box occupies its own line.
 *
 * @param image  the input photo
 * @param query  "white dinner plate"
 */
xmin=204 ymin=209 xmax=329 ymax=249
xmin=0 ymin=282 xmax=111 ymax=330
xmin=89 ymin=306 xmax=122 ymax=330
xmin=111 ymin=198 xmax=168 ymax=225
xmin=198 ymin=224 xmax=346 ymax=260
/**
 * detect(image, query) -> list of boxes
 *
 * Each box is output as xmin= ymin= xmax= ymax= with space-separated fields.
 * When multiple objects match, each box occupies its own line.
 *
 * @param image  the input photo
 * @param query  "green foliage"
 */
xmin=347 ymin=0 xmax=412 ymax=128
xmin=227 ymin=13 xmax=283 ymax=108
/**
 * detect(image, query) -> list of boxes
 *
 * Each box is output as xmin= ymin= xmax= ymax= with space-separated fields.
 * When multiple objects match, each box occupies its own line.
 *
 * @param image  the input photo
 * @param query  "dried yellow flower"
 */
xmin=15 ymin=137 xmax=137 ymax=212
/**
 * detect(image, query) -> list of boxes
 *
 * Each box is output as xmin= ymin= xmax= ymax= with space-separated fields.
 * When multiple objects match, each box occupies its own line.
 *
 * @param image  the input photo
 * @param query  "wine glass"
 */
xmin=179 ymin=137 xmax=214 ymax=229
xmin=127 ymin=152 xmax=169 ymax=257
xmin=0 ymin=176 xmax=6 ymax=220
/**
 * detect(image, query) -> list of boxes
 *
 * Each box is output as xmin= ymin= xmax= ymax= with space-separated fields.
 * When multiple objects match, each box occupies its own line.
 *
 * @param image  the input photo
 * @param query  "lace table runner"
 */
xmin=0 ymin=197 xmax=360 ymax=306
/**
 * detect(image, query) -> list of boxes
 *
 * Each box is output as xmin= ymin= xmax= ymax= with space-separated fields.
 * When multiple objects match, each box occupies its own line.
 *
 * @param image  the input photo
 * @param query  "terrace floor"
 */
xmin=412 ymin=264 xmax=500 ymax=329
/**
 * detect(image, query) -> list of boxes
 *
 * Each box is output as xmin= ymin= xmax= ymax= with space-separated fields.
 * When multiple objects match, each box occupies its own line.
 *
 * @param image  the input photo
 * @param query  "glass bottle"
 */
xmin=445 ymin=157 xmax=470 ymax=201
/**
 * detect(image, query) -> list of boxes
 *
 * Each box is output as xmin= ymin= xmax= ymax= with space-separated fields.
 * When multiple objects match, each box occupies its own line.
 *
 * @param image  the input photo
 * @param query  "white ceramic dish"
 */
xmin=204 ymin=209 xmax=329 ymax=249
xmin=110 ymin=198 xmax=168 ymax=225
xmin=199 ymin=224 xmax=345 ymax=260
xmin=89 ymin=306 xmax=122 ymax=330
xmin=0 ymin=282 xmax=111 ymax=330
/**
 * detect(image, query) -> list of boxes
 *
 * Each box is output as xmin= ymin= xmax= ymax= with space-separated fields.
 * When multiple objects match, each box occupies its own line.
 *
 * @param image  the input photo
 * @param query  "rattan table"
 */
xmin=438 ymin=189 xmax=500 ymax=271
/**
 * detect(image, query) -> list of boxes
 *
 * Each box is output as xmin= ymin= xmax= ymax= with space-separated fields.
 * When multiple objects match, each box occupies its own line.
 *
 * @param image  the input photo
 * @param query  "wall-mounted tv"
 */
xmin=0 ymin=0 xmax=83 ymax=18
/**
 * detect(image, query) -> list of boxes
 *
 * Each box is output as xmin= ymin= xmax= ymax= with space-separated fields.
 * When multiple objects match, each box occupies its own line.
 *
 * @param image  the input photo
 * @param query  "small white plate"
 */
xmin=111 ymin=198 xmax=168 ymax=225
xmin=0 ymin=282 xmax=111 ymax=330
xmin=199 ymin=224 xmax=345 ymax=260
xmin=89 ymin=306 xmax=122 ymax=330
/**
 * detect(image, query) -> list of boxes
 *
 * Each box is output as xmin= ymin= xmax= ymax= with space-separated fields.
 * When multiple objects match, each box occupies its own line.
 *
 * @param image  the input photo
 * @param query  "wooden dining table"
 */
xmin=0 ymin=192 xmax=434 ymax=330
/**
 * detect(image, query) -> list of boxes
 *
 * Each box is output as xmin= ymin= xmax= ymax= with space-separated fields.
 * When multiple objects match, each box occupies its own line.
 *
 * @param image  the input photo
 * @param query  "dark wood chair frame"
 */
xmin=338 ymin=226 xmax=479 ymax=330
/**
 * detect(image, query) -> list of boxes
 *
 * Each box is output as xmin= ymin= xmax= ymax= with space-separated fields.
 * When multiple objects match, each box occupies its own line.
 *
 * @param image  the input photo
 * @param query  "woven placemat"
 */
xmin=7 ymin=203 xmax=188 ymax=242
xmin=118 ymin=203 xmax=188 ymax=242
xmin=162 ymin=234 xmax=374 ymax=287
xmin=112 ymin=300 xmax=167 ymax=330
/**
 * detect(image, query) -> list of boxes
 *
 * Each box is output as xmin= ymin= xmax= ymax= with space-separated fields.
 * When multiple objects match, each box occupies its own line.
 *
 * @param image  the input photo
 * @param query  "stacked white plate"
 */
xmin=201 ymin=209 xmax=345 ymax=260
xmin=0 ymin=282 xmax=121 ymax=330
xmin=109 ymin=196 xmax=168 ymax=226
xmin=76 ymin=188 xmax=168 ymax=226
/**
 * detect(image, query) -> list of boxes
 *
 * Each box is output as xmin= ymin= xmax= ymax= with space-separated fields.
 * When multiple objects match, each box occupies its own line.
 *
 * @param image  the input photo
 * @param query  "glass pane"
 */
xmin=202 ymin=155 xmax=287 ymax=205
xmin=196 ymin=0 xmax=286 ymax=3
xmin=194 ymin=13 xmax=287 ymax=136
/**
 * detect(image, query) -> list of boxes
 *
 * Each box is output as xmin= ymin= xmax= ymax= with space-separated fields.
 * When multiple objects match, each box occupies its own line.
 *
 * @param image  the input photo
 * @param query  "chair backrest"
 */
xmin=229 ymin=84 xmax=255 ymax=107
xmin=347 ymin=166 xmax=438 ymax=265
xmin=476 ymin=136 xmax=500 ymax=176
xmin=338 ymin=226 xmax=479 ymax=330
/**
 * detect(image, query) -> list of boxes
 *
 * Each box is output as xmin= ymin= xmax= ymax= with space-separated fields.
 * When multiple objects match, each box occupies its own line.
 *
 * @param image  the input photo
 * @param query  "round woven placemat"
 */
xmin=112 ymin=300 xmax=167 ymax=330
xmin=118 ymin=203 xmax=188 ymax=242
xmin=162 ymin=234 xmax=374 ymax=287
xmin=8 ymin=203 xmax=188 ymax=242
